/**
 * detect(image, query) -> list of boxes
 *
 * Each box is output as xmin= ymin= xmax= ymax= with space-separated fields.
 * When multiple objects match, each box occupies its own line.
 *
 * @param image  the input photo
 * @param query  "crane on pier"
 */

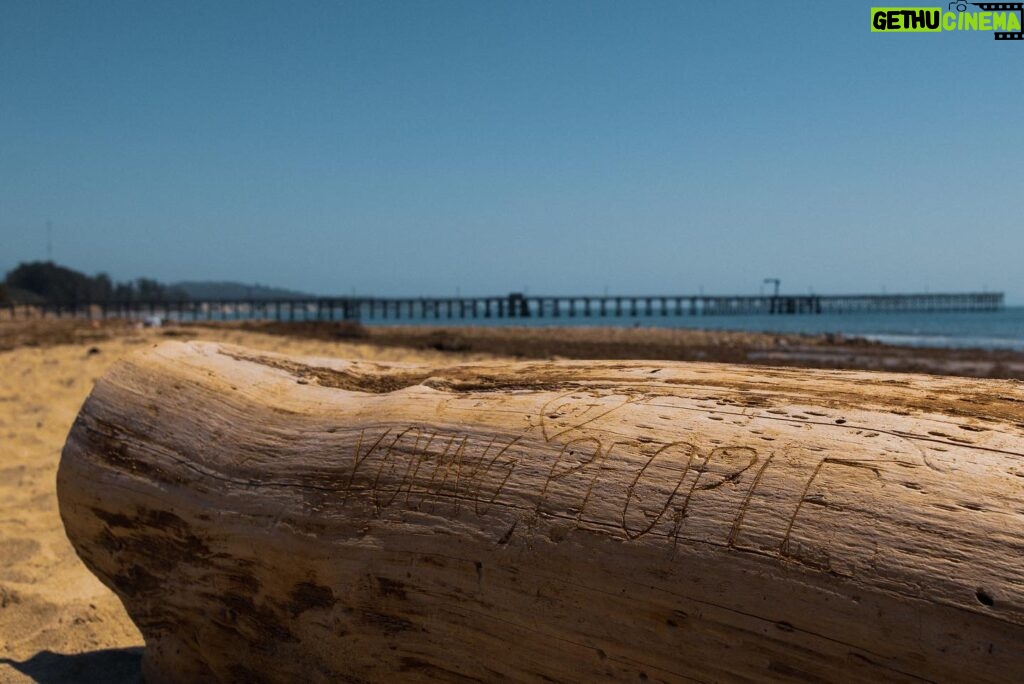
xmin=763 ymin=278 xmax=781 ymax=298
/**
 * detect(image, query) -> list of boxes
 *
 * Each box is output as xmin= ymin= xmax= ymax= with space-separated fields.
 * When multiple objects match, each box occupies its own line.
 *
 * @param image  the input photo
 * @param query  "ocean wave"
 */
xmin=860 ymin=333 xmax=1024 ymax=351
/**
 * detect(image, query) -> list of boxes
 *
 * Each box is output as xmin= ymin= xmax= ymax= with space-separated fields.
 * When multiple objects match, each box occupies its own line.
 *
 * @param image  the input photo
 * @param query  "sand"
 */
xmin=0 ymin=322 xmax=494 ymax=683
xmin=1 ymin=319 xmax=1020 ymax=682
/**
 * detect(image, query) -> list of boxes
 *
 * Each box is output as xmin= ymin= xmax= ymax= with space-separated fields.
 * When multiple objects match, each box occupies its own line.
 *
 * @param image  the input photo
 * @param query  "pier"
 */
xmin=0 ymin=291 xmax=1005 ymax=322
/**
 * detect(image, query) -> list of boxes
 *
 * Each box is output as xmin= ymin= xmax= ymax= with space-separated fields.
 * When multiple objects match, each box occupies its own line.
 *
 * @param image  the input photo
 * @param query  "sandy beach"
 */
xmin=1 ymin=319 xmax=1022 ymax=682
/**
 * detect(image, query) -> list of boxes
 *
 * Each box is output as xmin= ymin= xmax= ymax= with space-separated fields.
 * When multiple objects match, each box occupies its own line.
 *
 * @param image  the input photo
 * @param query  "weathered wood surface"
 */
xmin=57 ymin=341 xmax=1024 ymax=683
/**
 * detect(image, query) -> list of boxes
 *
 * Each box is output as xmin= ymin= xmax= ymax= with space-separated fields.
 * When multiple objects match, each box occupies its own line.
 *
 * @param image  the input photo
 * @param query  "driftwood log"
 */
xmin=58 ymin=341 xmax=1024 ymax=683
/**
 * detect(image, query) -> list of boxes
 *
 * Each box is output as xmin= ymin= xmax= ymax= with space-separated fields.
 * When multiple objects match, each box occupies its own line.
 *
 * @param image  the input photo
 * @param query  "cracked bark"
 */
xmin=58 ymin=341 xmax=1024 ymax=683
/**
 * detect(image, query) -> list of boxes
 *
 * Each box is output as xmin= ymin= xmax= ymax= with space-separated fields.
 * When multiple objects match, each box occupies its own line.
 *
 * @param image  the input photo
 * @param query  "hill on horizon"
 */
xmin=172 ymin=281 xmax=316 ymax=301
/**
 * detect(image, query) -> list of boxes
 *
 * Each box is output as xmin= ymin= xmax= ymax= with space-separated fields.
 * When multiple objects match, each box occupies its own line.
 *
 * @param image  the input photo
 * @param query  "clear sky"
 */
xmin=1 ymin=1 xmax=1020 ymax=299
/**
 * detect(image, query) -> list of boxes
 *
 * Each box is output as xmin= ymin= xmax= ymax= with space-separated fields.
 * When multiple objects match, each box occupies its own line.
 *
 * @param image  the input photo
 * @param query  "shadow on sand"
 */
xmin=0 ymin=647 xmax=143 ymax=683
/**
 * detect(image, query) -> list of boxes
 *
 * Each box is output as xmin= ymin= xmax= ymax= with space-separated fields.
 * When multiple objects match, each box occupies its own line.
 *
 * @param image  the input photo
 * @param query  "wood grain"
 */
xmin=57 ymin=341 xmax=1024 ymax=682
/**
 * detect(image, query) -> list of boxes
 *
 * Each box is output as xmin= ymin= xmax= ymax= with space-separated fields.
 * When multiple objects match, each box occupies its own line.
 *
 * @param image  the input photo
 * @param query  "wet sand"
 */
xmin=0 ymin=319 xmax=1020 ymax=682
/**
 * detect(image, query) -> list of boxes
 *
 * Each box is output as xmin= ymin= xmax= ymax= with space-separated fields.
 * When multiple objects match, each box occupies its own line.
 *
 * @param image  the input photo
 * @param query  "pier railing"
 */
xmin=0 ymin=291 xmax=1004 ymax=322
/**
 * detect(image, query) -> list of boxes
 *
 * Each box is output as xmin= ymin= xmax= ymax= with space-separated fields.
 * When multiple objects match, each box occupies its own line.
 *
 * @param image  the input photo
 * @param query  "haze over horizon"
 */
xmin=2 ymin=2 xmax=1021 ymax=302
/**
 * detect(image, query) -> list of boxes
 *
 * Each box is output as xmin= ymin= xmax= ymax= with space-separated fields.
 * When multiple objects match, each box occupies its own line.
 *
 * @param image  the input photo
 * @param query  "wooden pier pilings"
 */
xmin=0 ymin=292 xmax=1005 ymax=323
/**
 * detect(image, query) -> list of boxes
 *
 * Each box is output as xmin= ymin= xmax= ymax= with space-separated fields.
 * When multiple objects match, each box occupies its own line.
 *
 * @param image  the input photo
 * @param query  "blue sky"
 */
xmin=1 ymin=2 xmax=1020 ymax=299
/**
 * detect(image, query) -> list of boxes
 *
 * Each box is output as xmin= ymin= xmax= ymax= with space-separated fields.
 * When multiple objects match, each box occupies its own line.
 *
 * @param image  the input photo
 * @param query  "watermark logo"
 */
xmin=871 ymin=3 xmax=1023 ymax=39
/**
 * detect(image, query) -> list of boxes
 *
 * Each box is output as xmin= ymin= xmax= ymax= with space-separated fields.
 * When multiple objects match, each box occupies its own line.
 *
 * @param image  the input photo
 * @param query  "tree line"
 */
xmin=1 ymin=261 xmax=190 ymax=304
